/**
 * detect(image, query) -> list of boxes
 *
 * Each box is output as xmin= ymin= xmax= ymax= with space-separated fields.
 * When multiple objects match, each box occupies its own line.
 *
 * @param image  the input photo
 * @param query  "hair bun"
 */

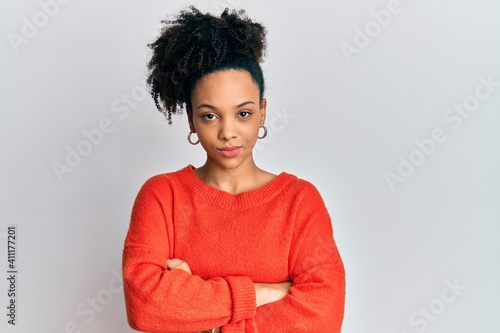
xmin=146 ymin=6 xmax=267 ymax=124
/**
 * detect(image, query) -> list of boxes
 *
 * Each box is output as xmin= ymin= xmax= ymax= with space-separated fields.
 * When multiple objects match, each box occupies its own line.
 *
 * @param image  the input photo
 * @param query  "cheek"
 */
xmin=195 ymin=125 xmax=218 ymax=145
xmin=196 ymin=131 xmax=212 ymax=144
xmin=243 ymin=126 xmax=260 ymax=144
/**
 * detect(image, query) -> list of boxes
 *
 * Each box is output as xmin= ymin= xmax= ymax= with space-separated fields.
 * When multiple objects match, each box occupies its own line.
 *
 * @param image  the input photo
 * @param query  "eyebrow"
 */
xmin=196 ymin=101 xmax=256 ymax=110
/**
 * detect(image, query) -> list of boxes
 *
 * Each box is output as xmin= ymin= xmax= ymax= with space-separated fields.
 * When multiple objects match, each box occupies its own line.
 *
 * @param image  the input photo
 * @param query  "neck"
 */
xmin=194 ymin=158 xmax=262 ymax=195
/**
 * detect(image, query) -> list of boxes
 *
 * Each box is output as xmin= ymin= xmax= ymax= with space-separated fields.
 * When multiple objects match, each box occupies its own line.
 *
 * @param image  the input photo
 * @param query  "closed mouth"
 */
xmin=219 ymin=146 xmax=241 ymax=151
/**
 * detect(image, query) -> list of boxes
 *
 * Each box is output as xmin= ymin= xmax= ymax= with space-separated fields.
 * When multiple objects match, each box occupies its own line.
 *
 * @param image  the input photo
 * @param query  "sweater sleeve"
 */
xmin=122 ymin=176 xmax=256 ymax=333
xmin=252 ymin=182 xmax=345 ymax=332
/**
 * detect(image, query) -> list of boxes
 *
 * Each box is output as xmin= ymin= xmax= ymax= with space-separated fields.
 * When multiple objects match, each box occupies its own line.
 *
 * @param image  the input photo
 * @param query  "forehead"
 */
xmin=191 ymin=69 xmax=260 ymax=104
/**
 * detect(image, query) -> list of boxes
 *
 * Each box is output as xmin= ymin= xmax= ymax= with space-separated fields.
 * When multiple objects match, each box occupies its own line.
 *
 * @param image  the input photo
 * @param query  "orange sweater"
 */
xmin=122 ymin=165 xmax=345 ymax=332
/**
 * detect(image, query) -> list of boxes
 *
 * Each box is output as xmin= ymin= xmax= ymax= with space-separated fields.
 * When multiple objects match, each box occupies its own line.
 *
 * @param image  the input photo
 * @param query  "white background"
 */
xmin=1 ymin=0 xmax=499 ymax=332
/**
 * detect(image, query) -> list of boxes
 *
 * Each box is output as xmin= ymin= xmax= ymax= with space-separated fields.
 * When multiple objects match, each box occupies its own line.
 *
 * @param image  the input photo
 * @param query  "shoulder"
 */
xmin=278 ymin=172 xmax=326 ymax=205
xmin=281 ymin=171 xmax=322 ymax=194
xmin=280 ymin=173 xmax=333 ymax=231
xmin=136 ymin=165 xmax=192 ymax=194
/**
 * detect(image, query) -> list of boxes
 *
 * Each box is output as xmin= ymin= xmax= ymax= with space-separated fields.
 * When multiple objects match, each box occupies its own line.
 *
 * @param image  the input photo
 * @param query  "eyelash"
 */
xmin=201 ymin=113 xmax=217 ymax=120
xmin=200 ymin=111 xmax=252 ymax=120
xmin=238 ymin=111 xmax=252 ymax=118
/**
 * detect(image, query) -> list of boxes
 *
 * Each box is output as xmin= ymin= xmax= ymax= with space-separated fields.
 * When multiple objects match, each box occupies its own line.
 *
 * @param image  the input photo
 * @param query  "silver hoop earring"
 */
xmin=257 ymin=125 xmax=267 ymax=139
xmin=187 ymin=132 xmax=199 ymax=145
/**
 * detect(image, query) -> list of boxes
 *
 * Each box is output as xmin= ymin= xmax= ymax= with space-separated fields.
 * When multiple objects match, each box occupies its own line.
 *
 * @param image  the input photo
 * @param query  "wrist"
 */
xmin=254 ymin=281 xmax=292 ymax=307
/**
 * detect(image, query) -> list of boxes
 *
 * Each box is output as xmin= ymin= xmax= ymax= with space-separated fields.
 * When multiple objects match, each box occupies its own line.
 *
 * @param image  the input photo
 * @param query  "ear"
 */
xmin=259 ymin=98 xmax=267 ymax=125
xmin=186 ymin=107 xmax=196 ymax=133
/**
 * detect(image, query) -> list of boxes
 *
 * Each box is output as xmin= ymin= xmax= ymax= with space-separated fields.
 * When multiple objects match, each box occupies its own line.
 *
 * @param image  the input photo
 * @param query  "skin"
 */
xmin=168 ymin=69 xmax=291 ymax=311
xmin=188 ymin=69 xmax=275 ymax=195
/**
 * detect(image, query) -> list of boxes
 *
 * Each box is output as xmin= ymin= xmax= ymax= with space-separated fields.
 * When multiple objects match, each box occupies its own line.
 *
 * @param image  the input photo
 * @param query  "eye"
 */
xmin=201 ymin=113 xmax=218 ymax=121
xmin=238 ymin=110 xmax=252 ymax=118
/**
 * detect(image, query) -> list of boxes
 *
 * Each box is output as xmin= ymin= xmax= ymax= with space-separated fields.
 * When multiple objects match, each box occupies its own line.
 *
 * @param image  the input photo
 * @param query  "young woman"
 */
xmin=122 ymin=6 xmax=345 ymax=333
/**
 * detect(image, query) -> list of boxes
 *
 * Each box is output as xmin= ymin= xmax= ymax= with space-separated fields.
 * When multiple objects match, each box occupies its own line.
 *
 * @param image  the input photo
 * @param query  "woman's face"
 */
xmin=188 ymin=69 xmax=266 ymax=170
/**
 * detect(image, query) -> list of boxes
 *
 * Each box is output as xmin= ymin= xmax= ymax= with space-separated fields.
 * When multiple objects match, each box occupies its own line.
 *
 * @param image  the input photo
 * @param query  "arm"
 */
xmin=167 ymin=260 xmax=292 ymax=308
xmin=253 ymin=183 xmax=346 ymax=333
xmin=254 ymin=281 xmax=292 ymax=307
xmin=168 ymin=259 xmax=291 ymax=332
xmin=122 ymin=177 xmax=257 ymax=332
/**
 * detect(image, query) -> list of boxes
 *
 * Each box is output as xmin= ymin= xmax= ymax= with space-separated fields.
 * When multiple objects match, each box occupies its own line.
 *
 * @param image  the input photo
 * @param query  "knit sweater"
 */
xmin=122 ymin=165 xmax=345 ymax=333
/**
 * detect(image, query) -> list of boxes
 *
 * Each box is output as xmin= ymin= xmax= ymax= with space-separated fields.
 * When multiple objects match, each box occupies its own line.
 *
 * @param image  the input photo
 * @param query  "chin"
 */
xmin=210 ymin=155 xmax=248 ymax=170
xmin=208 ymin=148 xmax=251 ymax=169
xmin=217 ymin=159 xmax=244 ymax=170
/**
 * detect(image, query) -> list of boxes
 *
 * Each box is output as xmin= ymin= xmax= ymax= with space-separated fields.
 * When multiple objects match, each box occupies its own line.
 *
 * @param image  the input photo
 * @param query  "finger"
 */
xmin=167 ymin=258 xmax=185 ymax=270
xmin=166 ymin=259 xmax=192 ymax=274
xmin=178 ymin=261 xmax=192 ymax=274
xmin=166 ymin=258 xmax=179 ymax=268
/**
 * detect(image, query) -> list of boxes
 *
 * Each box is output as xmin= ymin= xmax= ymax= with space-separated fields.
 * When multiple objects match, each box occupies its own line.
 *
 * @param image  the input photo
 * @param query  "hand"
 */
xmin=254 ymin=281 xmax=292 ymax=307
xmin=166 ymin=258 xmax=192 ymax=274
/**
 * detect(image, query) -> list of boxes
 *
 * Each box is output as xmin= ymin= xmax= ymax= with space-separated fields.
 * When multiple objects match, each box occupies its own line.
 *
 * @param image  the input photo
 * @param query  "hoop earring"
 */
xmin=257 ymin=125 xmax=267 ymax=139
xmin=187 ymin=132 xmax=199 ymax=145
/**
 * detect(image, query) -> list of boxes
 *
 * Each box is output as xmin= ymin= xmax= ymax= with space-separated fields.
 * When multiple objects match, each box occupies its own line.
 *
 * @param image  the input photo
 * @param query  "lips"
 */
xmin=218 ymin=146 xmax=241 ymax=158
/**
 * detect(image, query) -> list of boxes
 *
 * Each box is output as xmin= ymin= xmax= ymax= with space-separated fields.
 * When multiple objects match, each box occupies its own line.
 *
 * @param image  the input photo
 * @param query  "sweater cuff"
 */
xmin=225 ymin=276 xmax=256 ymax=323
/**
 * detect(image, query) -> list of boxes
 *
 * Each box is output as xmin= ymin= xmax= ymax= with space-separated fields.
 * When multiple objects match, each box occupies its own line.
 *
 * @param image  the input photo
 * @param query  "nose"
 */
xmin=218 ymin=118 xmax=237 ymax=141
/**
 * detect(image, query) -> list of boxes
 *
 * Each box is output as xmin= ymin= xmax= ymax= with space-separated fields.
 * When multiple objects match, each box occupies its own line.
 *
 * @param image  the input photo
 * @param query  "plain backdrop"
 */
xmin=1 ymin=0 xmax=499 ymax=332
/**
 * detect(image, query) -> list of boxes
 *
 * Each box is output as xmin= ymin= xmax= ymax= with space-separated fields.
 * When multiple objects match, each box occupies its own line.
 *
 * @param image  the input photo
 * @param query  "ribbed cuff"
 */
xmin=225 ymin=276 xmax=256 ymax=323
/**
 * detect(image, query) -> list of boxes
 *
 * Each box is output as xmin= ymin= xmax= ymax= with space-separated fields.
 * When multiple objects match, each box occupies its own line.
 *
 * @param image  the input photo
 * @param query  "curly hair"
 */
xmin=146 ymin=6 xmax=267 ymax=124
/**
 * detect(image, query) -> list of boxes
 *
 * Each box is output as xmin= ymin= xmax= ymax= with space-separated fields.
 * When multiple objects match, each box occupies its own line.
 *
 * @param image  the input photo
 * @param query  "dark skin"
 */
xmin=167 ymin=69 xmax=292 ymax=313
xmin=188 ymin=69 xmax=275 ymax=195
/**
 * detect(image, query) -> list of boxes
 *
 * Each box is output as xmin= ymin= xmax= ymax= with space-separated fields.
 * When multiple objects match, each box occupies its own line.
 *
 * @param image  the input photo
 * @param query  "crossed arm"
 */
xmin=166 ymin=258 xmax=292 ymax=308
xmin=123 ymin=178 xmax=345 ymax=332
